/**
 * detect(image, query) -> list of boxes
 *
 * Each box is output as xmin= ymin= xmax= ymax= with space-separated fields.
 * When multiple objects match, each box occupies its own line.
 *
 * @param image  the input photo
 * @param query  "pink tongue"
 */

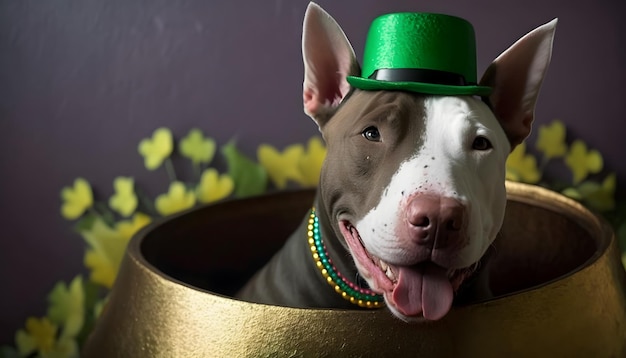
xmin=392 ymin=264 xmax=453 ymax=320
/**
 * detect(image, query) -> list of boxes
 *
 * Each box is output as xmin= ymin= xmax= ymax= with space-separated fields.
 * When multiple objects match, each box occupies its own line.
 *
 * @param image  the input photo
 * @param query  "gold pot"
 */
xmin=83 ymin=182 xmax=626 ymax=357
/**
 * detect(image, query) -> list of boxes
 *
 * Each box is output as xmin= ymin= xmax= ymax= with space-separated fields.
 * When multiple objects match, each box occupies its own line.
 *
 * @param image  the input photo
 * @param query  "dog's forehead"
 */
xmin=325 ymin=90 xmax=492 ymax=139
xmin=323 ymin=90 xmax=424 ymax=135
xmin=422 ymin=96 xmax=490 ymax=136
xmin=426 ymin=96 xmax=490 ymax=122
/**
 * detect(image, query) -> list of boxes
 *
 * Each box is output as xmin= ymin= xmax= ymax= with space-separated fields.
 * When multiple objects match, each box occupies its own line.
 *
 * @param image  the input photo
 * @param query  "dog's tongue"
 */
xmin=391 ymin=263 xmax=453 ymax=321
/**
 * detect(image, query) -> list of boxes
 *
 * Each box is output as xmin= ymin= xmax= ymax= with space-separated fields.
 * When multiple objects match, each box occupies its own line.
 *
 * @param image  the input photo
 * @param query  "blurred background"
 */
xmin=1 ymin=0 xmax=625 ymax=346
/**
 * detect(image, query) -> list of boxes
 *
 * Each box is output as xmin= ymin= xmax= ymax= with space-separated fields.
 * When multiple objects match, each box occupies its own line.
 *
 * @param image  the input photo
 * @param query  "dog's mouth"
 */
xmin=339 ymin=220 xmax=476 ymax=321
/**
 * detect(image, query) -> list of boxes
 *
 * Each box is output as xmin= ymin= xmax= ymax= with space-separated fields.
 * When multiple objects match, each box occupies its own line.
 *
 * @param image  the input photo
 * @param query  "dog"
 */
xmin=238 ymin=2 xmax=556 ymax=322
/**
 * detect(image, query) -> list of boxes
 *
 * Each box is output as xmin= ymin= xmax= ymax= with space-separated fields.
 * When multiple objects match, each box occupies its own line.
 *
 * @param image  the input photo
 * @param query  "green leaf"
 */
xmin=74 ymin=213 xmax=97 ymax=232
xmin=76 ymin=280 xmax=103 ymax=347
xmin=561 ymin=187 xmax=582 ymax=201
xmin=221 ymin=140 xmax=268 ymax=198
xmin=47 ymin=276 xmax=85 ymax=339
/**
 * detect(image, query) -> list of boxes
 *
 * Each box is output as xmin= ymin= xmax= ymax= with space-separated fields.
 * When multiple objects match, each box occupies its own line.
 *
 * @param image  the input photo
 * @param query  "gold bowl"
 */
xmin=83 ymin=182 xmax=626 ymax=357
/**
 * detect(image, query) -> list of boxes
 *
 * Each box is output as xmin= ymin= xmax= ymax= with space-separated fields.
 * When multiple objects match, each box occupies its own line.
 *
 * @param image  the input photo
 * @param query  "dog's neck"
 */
xmin=312 ymin=200 xmax=386 ymax=308
xmin=236 ymin=196 xmax=365 ymax=309
xmin=314 ymin=197 xmax=355 ymax=281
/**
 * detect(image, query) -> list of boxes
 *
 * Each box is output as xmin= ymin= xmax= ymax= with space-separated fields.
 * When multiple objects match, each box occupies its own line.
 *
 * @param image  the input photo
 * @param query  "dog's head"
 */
xmin=302 ymin=3 xmax=556 ymax=321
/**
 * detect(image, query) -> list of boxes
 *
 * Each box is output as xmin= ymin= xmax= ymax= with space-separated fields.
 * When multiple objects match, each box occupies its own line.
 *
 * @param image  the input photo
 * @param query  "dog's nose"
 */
xmin=406 ymin=195 xmax=466 ymax=247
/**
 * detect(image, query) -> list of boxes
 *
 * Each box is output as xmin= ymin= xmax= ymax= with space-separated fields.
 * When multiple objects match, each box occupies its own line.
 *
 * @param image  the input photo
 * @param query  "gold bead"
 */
xmin=326 ymin=277 xmax=333 ymax=284
xmin=334 ymin=285 xmax=341 ymax=293
xmin=350 ymin=297 xmax=356 ymax=304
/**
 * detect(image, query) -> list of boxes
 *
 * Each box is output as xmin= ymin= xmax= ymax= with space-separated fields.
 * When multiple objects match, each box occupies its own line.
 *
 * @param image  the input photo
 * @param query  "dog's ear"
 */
xmin=302 ymin=2 xmax=360 ymax=127
xmin=480 ymin=19 xmax=557 ymax=150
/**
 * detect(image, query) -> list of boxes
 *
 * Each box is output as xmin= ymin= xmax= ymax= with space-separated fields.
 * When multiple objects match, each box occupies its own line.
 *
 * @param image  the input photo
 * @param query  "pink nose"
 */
xmin=406 ymin=194 xmax=466 ymax=248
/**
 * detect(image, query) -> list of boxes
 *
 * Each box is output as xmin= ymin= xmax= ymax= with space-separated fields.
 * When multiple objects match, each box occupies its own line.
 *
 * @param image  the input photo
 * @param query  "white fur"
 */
xmin=356 ymin=96 xmax=510 ymax=269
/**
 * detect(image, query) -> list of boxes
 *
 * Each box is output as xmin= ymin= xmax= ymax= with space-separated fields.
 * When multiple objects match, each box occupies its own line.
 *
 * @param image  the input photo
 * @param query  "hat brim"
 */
xmin=346 ymin=76 xmax=492 ymax=96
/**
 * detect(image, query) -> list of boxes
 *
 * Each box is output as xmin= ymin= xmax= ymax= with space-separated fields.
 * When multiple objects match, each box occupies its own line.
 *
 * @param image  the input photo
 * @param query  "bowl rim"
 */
xmin=128 ymin=181 xmax=613 ymax=310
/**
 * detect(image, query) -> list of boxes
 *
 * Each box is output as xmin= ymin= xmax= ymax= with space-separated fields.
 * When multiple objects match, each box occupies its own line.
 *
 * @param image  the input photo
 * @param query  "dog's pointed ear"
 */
xmin=480 ymin=19 xmax=557 ymax=150
xmin=302 ymin=2 xmax=360 ymax=127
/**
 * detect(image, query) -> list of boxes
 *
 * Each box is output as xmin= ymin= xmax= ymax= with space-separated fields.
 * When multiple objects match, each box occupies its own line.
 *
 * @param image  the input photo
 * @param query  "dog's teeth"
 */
xmin=385 ymin=267 xmax=394 ymax=281
xmin=379 ymin=260 xmax=388 ymax=271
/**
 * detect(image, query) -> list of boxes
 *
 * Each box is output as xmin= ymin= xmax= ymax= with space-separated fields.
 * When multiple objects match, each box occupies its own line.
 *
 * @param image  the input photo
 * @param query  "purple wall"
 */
xmin=1 ymin=0 xmax=625 ymax=344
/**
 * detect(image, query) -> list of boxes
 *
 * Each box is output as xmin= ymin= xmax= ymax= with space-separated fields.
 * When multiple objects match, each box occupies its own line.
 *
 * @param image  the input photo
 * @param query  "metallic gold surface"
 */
xmin=83 ymin=182 xmax=626 ymax=357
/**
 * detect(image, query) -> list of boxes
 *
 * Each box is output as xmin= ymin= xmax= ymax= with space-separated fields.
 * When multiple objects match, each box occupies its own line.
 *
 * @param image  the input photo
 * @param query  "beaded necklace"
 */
xmin=307 ymin=207 xmax=385 ymax=309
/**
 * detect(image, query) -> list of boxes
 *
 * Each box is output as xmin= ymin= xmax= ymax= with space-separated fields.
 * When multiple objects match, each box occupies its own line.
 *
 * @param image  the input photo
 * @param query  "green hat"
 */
xmin=347 ymin=12 xmax=492 ymax=96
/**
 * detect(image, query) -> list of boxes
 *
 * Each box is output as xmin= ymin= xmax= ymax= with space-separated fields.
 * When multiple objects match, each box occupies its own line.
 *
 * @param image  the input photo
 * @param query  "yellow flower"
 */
xmin=564 ymin=140 xmax=603 ymax=185
xmin=257 ymin=136 xmax=327 ymax=189
xmin=258 ymin=143 xmax=305 ymax=189
xmin=180 ymin=129 xmax=216 ymax=165
xmin=47 ymin=276 xmax=85 ymax=340
xmin=60 ymin=178 xmax=94 ymax=220
xmin=505 ymin=142 xmax=540 ymax=183
xmin=82 ymin=214 xmax=151 ymax=288
xmin=196 ymin=168 xmax=234 ymax=204
xmin=15 ymin=317 xmax=57 ymax=356
xmin=297 ymin=137 xmax=326 ymax=187
xmin=108 ymin=177 xmax=138 ymax=217
xmin=82 ymin=218 xmax=127 ymax=289
xmin=138 ymin=127 xmax=174 ymax=170
xmin=562 ymin=173 xmax=616 ymax=212
xmin=116 ymin=212 xmax=152 ymax=240
xmin=155 ymin=181 xmax=196 ymax=216
xmin=535 ymin=120 xmax=567 ymax=160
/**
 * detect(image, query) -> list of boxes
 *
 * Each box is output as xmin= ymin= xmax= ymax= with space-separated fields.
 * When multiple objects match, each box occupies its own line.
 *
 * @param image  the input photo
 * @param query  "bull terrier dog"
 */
xmin=238 ymin=3 xmax=556 ymax=322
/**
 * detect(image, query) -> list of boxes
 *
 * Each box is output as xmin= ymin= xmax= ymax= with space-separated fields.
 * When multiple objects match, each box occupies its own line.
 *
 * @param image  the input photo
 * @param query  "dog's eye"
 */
xmin=362 ymin=126 xmax=381 ymax=142
xmin=472 ymin=136 xmax=492 ymax=151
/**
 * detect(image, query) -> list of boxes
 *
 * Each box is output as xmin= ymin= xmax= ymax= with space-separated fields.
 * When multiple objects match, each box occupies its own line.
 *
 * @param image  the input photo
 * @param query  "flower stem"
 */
xmin=93 ymin=203 xmax=117 ymax=227
xmin=88 ymin=207 xmax=102 ymax=220
xmin=165 ymin=158 xmax=177 ymax=182
xmin=88 ymin=205 xmax=114 ymax=227
xmin=537 ymin=155 xmax=550 ymax=182
xmin=193 ymin=163 xmax=202 ymax=183
xmin=135 ymin=189 xmax=158 ymax=216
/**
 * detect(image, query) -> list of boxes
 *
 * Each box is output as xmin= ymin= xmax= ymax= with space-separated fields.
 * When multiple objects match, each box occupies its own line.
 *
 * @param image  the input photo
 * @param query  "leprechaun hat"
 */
xmin=347 ymin=12 xmax=492 ymax=96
